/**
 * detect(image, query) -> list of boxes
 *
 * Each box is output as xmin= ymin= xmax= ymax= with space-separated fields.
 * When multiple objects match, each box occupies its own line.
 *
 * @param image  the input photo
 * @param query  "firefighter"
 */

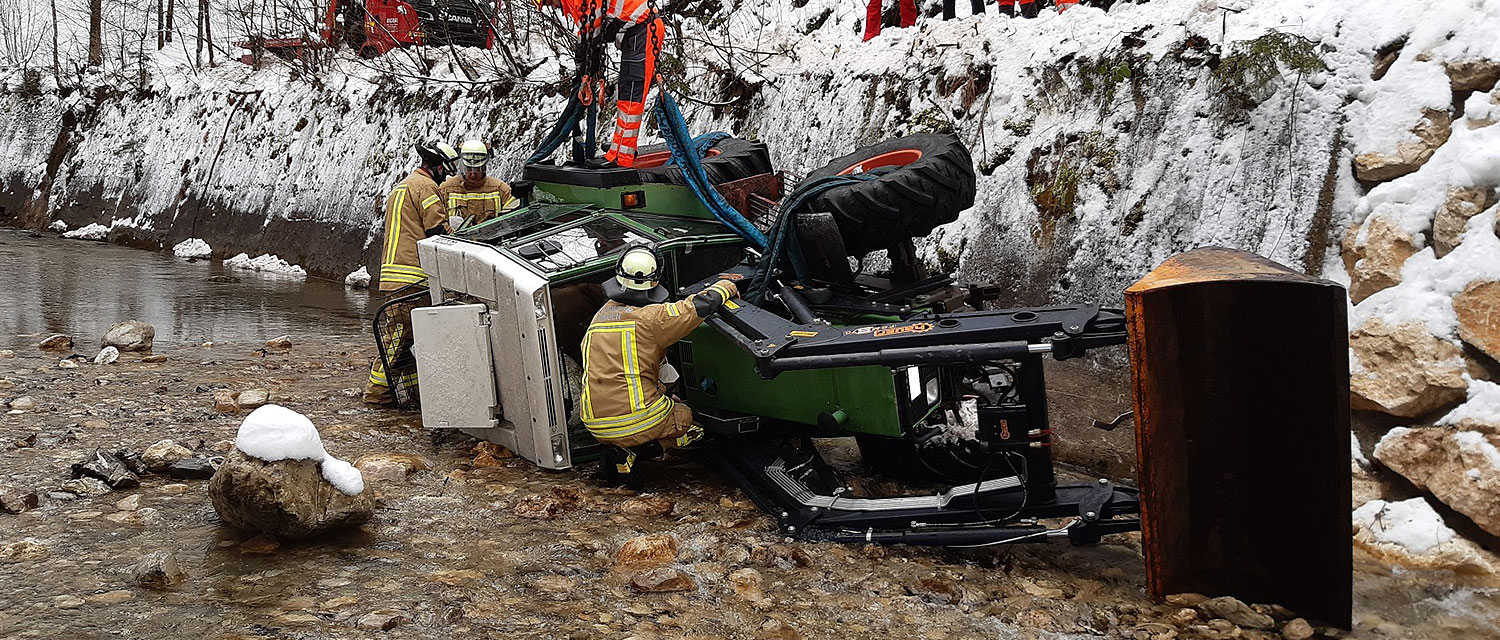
xmin=438 ymin=139 xmax=515 ymax=228
xmin=580 ymin=244 xmax=739 ymax=487
xmin=537 ymin=0 xmax=664 ymax=168
xmin=363 ymin=141 xmax=460 ymax=406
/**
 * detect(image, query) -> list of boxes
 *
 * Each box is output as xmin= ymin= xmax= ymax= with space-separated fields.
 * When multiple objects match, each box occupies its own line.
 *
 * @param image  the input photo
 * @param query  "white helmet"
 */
xmin=459 ymin=139 xmax=489 ymax=170
xmin=615 ymin=245 xmax=660 ymax=291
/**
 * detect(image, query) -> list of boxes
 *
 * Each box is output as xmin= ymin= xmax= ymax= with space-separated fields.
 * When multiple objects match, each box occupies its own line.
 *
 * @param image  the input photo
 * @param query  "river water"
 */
xmin=0 ymin=229 xmax=373 ymax=349
xmin=2 ymin=229 xmax=1499 ymax=638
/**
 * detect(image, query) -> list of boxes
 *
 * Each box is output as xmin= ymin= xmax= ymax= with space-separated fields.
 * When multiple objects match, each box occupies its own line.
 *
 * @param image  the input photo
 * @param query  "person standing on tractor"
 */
xmin=439 ymin=139 xmax=516 ymax=229
xmin=364 ymin=141 xmax=460 ymax=406
xmin=580 ymin=245 xmax=739 ymax=487
xmin=537 ymin=0 xmax=664 ymax=169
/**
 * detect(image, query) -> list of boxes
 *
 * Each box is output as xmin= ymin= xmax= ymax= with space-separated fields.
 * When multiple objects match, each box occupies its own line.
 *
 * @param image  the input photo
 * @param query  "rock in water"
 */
xmin=236 ymin=388 xmax=270 ymax=410
xmin=208 ymin=449 xmax=373 ymax=540
xmin=619 ymin=495 xmax=675 ymax=517
xmin=134 ymin=551 xmax=186 ymax=589
xmin=167 ymin=458 xmax=218 ymax=479
xmin=38 ymin=334 xmax=73 ymax=352
xmin=71 ymin=449 xmax=141 ymax=489
xmin=630 ymin=567 xmax=695 ymax=593
xmin=93 ymin=346 xmax=120 ymax=365
xmin=0 ymin=487 xmax=40 ymax=514
xmin=7 ymin=396 xmax=37 ymax=411
xmin=142 ymin=440 xmax=195 ymax=472
xmin=615 ymin=534 xmax=678 ymax=568
xmin=264 ymin=335 xmax=293 ymax=351
xmin=1374 ymin=426 xmax=1500 ymax=537
xmin=102 ymin=321 xmax=155 ymax=352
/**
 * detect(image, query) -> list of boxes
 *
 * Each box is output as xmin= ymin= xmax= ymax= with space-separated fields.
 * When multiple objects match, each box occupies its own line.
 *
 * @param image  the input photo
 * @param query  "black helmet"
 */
xmin=415 ymin=141 xmax=460 ymax=177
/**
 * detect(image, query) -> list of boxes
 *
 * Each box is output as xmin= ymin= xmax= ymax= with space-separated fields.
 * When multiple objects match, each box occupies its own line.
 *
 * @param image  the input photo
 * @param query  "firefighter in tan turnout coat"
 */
xmin=582 ymin=245 xmax=739 ymax=486
xmin=438 ymin=140 xmax=516 ymax=228
xmin=363 ymin=141 xmax=460 ymax=406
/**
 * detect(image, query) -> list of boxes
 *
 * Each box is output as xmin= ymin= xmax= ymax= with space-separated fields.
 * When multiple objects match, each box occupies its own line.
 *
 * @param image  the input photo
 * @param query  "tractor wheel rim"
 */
xmin=836 ymin=149 xmax=923 ymax=176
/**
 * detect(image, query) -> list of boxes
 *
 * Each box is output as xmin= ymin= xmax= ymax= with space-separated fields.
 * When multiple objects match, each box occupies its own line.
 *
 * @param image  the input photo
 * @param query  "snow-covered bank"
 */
xmin=0 ymin=0 xmax=1362 ymax=290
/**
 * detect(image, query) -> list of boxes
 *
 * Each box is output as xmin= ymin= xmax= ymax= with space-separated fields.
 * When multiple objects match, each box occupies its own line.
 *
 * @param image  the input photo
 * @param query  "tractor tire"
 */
xmin=799 ymin=133 xmax=976 ymax=257
xmin=635 ymin=137 xmax=774 ymax=185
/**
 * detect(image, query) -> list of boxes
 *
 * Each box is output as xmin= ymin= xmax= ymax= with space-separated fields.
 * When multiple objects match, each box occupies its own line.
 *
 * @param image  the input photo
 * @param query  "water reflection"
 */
xmin=0 ymin=229 xmax=374 ymax=348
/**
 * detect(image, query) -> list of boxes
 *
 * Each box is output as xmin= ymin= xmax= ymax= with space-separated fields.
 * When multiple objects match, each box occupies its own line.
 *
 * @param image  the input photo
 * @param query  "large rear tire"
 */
xmin=800 ymin=133 xmax=976 ymax=258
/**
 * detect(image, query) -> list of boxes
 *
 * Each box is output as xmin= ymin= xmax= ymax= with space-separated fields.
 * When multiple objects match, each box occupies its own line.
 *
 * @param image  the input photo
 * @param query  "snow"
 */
xmin=172 ymin=238 xmax=213 ymax=259
xmin=344 ymin=266 xmax=371 ymax=289
xmin=235 ymin=405 xmax=365 ymax=495
xmin=62 ymin=223 xmax=109 ymax=241
xmin=1353 ymin=497 xmax=1455 ymax=555
xmin=1438 ymin=379 xmax=1500 ymax=429
xmin=224 ymin=253 xmax=308 ymax=278
xmin=48 ymin=220 xmax=67 ymax=232
xmin=1351 ymin=431 xmax=1369 ymax=470
xmin=1452 ymin=431 xmax=1500 ymax=472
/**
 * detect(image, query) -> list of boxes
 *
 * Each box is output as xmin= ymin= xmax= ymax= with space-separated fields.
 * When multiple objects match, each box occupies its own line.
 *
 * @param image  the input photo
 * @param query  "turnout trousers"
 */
xmin=604 ymin=16 xmax=665 ymax=168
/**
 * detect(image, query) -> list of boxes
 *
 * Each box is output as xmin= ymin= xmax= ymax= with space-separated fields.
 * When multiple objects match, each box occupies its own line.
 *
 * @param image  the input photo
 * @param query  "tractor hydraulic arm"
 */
xmin=695 ymin=282 xmax=1126 ymax=378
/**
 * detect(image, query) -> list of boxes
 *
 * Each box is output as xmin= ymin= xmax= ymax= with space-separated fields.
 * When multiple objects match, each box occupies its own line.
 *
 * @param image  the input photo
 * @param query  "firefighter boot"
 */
xmin=593 ymin=446 xmax=637 ymax=488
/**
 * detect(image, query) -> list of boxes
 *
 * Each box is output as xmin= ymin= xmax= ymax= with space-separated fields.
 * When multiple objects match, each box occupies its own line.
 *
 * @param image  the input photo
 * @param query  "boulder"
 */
xmin=208 ymin=449 xmax=374 ymax=540
xmin=0 ymin=487 xmax=40 ymax=514
xmin=7 ymin=396 xmax=36 ymax=411
xmin=1353 ymin=109 xmax=1453 ymax=183
xmin=213 ymin=390 xmax=239 ymax=413
xmin=142 ymin=440 xmax=195 ymax=473
xmin=37 ymin=334 xmax=73 ymax=352
xmin=353 ymin=453 xmax=429 ymax=484
xmin=728 ymin=568 xmax=768 ymax=604
xmin=1198 ymin=596 xmax=1275 ymax=630
xmin=102 ymin=321 xmax=155 ymax=352
xmin=1374 ymin=426 xmax=1500 ymax=537
xmin=264 ymin=335 xmax=293 ymax=351
xmin=511 ymin=486 xmax=582 ymax=520
xmin=236 ymin=388 xmax=270 ymax=410
xmin=1350 ymin=319 xmax=1468 ymax=418
xmin=0 ymin=538 xmax=50 ymax=563
xmin=1345 ymin=214 xmax=1420 ymax=303
xmin=629 ymin=567 xmax=695 ymax=593
xmin=93 ymin=346 xmax=119 ymax=365
xmin=134 ymin=551 xmax=187 ymax=589
xmin=1446 ymin=59 xmax=1500 ymax=92
xmin=618 ymin=495 xmax=675 ymax=517
xmin=1454 ymin=280 xmax=1500 ymax=361
xmin=1431 ymin=188 xmax=1492 ymax=257
xmin=167 ymin=458 xmax=218 ymax=479
xmin=1281 ymin=618 xmax=1314 ymax=640
xmin=71 ymin=449 xmax=141 ymax=489
xmin=1353 ymin=497 xmax=1498 ymax=574
xmin=615 ymin=533 xmax=678 ymax=568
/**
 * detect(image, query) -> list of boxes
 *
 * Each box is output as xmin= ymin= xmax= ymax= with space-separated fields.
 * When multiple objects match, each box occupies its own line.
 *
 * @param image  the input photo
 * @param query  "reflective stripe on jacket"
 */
xmin=439 ymin=175 xmax=516 ymax=225
xmin=580 ymin=281 xmax=737 ymax=439
xmin=379 ymin=169 xmax=446 ymax=291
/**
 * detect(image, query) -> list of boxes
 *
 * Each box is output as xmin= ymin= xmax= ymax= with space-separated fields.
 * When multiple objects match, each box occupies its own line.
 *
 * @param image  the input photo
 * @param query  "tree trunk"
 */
xmin=166 ymin=0 xmax=175 ymax=43
xmin=49 ymin=0 xmax=61 ymax=80
xmin=157 ymin=0 xmax=165 ymax=49
xmin=88 ymin=0 xmax=103 ymax=65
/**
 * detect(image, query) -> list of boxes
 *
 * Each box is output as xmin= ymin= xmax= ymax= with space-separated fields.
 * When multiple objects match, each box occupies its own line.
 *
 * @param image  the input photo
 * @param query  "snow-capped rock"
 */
xmin=344 ymin=266 xmax=371 ymax=288
xmin=224 ymin=253 xmax=307 ymax=277
xmin=1349 ymin=319 xmax=1467 ymax=418
xmin=1374 ymin=425 xmax=1500 ymax=538
xmin=171 ymin=238 xmax=212 ymax=259
xmin=62 ymin=223 xmax=109 ymax=241
xmin=1353 ymin=498 xmax=1498 ymax=574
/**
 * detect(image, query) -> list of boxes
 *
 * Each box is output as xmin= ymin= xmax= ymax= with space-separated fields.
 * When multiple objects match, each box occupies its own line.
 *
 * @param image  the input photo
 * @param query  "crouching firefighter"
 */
xmin=364 ymin=141 xmax=460 ymax=406
xmin=438 ymin=139 xmax=516 ymax=229
xmin=537 ymin=0 xmax=665 ymax=168
xmin=581 ymin=245 xmax=739 ymax=487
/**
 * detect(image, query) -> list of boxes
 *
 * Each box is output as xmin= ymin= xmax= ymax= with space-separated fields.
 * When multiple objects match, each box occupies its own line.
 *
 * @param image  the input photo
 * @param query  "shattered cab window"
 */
xmin=509 ymin=217 xmax=651 ymax=272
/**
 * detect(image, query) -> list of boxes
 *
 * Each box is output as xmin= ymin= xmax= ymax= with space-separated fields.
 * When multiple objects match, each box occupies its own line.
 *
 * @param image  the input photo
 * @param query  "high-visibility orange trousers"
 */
xmin=604 ymin=17 xmax=664 ymax=168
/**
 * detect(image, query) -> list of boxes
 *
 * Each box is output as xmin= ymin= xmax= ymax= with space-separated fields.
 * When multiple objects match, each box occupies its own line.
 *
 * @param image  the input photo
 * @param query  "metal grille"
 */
xmin=373 ymin=286 xmax=431 ymax=408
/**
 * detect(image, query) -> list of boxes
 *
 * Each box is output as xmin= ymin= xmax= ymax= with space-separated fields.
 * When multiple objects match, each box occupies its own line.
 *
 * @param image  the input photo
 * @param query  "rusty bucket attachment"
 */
xmin=1125 ymin=247 xmax=1350 ymax=627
